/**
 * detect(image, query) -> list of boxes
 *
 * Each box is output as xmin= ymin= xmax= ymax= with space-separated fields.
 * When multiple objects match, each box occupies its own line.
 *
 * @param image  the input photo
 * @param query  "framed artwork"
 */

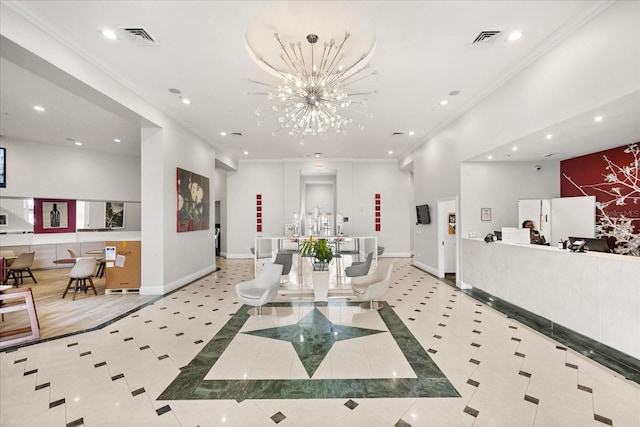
xmin=481 ymin=208 xmax=492 ymax=222
xmin=105 ymin=201 xmax=125 ymax=228
xmin=0 ymin=213 xmax=7 ymax=226
xmin=177 ymin=168 xmax=210 ymax=232
xmin=448 ymin=213 xmax=456 ymax=234
xmin=33 ymin=198 xmax=76 ymax=234
xmin=0 ymin=147 xmax=5 ymax=188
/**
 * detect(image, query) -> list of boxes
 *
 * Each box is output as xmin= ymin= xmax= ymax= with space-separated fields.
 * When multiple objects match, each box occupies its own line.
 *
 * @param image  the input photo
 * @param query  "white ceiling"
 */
xmin=1 ymin=0 xmax=638 ymax=163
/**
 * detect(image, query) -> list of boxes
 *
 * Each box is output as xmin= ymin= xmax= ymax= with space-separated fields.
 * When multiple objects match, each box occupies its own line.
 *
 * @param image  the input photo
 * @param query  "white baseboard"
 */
xmin=412 ymin=260 xmax=439 ymax=277
xmin=225 ymin=253 xmax=255 ymax=259
xmin=140 ymin=265 xmax=218 ymax=295
xmin=379 ymin=252 xmax=412 ymax=258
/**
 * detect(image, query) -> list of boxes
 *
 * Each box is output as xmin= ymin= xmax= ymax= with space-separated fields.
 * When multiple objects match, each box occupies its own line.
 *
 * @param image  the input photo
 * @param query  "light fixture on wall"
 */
xmin=248 ymin=32 xmax=376 ymax=139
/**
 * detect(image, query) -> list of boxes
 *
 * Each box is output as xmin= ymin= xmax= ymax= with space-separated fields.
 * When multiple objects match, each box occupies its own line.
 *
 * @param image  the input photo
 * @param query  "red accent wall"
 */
xmin=561 ymin=142 xmax=640 ymax=225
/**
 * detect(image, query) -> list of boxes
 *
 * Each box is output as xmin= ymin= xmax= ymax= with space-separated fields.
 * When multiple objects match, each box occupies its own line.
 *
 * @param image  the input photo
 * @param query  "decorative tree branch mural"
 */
xmin=563 ymin=143 xmax=639 ymax=256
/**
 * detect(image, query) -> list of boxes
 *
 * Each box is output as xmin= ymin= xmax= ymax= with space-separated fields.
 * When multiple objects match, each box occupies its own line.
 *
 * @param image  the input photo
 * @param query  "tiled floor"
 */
xmin=1 ymin=257 xmax=638 ymax=427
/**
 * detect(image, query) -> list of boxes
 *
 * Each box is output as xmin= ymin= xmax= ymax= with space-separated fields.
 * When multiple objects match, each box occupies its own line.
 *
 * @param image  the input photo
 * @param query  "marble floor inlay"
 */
xmin=158 ymin=301 xmax=458 ymax=401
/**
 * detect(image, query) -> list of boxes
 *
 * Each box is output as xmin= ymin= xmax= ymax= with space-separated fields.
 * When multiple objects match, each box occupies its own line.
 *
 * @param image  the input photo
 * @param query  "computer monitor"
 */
xmin=568 ymin=237 xmax=612 ymax=253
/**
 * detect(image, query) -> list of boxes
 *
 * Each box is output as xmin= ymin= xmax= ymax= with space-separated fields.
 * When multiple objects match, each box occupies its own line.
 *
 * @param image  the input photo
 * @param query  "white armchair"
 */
xmin=351 ymin=262 xmax=393 ymax=310
xmin=235 ymin=263 xmax=283 ymax=315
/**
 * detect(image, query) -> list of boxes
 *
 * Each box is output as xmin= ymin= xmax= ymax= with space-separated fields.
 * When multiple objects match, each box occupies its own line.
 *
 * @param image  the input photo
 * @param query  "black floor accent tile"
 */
xmin=463 ymin=406 xmax=479 ymax=417
xmin=94 ymin=361 xmax=106 ymax=368
xmin=159 ymin=326 xmax=168 ymax=330
xmin=428 ymin=348 xmax=437 ymax=354
xmin=471 ymin=342 xmax=481 ymax=348
xmin=565 ymin=362 xmax=578 ymax=369
xmin=509 ymin=325 xmax=518 ymax=329
xmin=49 ymin=398 xmax=65 ymax=408
xmin=519 ymin=370 xmax=531 ymax=378
xmin=438 ymin=323 xmax=446 ymax=327
xmin=578 ymin=384 xmax=593 ymax=393
xmin=511 ymin=337 xmax=521 ymax=342
xmin=111 ymin=373 xmax=124 ymax=381
xmin=194 ymin=340 xmax=204 ymax=344
xmin=395 ymin=419 xmax=412 ymax=427
xmin=472 ymin=330 xmax=481 ymax=334
xmin=144 ymin=320 xmax=152 ymax=323
xmin=131 ymin=387 xmax=146 ymax=397
xmin=110 ymin=330 xmax=119 ymax=334
xmin=344 ymin=399 xmax=358 ymax=410
xmin=176 ymin=332 xmax=184 ymax=337
xmin=433 ymin=335 xmax=442 ymax=339
xmin=524 ymin=394 xmax=539 ymax=404
xmin=124 ymin=337 xmax=133 ymax=342
xmin=14 ymin=358 xmax=27 ymax=364
xmin=79 ymin=351 xmax=91 ymax=357
xmin=594 ymin=414 xmax=613 ymax=425
xmin=515 ymin=352 xmax=526 ymax=358
xmin=24 ymin=369 xmax=37 ymax=376
xmin=466 ymin=379 xmax=480 ymax=387
xmin=67 ymin=342 xmax=78 ymax=347
xmin=156 ymin=405 xmax=172 ymax=416
xmin=66 ymin=418 xmax=84 ymax=427
xmin=464 ymin=287 xmax=640 ymax=384
xmin=35 ymin=382 xmax=51 ymax=390
xmin=469 ymin=358 xmax=480 ymax=365
xmin=205 ymin=322 xmax=212 ymax=326
xmin=140 ymin=345 xmax=150 ymax=350
xmin=271 ymin=412 xmax=286 ymax=423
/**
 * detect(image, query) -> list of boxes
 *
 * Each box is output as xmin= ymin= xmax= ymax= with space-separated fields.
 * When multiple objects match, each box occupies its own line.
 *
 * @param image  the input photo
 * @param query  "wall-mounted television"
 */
xmin=416 ymin=204 xmax=431 ymax=225
xmin=0 ymin=147 xmax=5 ymax=188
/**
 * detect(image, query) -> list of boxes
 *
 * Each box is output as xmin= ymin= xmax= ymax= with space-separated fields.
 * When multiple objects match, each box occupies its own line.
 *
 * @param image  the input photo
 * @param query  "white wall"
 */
xmin=0 ymin=137 xmax=140 ymax=201
xmin=408 ymin=1 xmax=639 ymax=274
xmin=461 ymin=161 xmax=560 ymax=239
xmin=226 ymin=160 xmax=284 ymax=258
xmin=214 ymin=166 xmax=227 ymax=255
xmin=227 ymin=158 xmax=412 ymax=258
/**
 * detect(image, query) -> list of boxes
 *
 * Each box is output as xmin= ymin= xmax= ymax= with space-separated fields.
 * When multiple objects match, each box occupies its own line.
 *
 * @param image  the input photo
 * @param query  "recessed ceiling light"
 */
xmin=409 ymin=131 xmax=415 ymax=136
xmin=439 ymin=100 xmax=448 ymax=106
xmin=487 ymin=155 xmax=493 ymax=160
xmin=114 ymin=138 xmax=121 ymax=143
xmin=314 ymin=153 xmax=322 ymax=158
xmin=102 ymin=29 xmax=117 ymax=40
xmin=545 ymin=134 xmax=553 ymax=140
xmin=594 ymin=116 xmax=603 ymax=122
xmin=33 ymin=105 xmax=45 ymax=112
xmin=388 ymin=150 xmax=393 ymax=155
xmin=243 ymin=151 xmax=248 ymax=155
xmin=508 ymin=31 xmax=522 ymax=41
xmin=74 ymin=141 xmax=82 ymax=146
xmin=220 ymin=132 xmax=227 ymax=136
xmin=181 ymin=98 xmax=191 ymax=105
xmin=512 ymin=146 xmax=518 ymax=151
xmin=448 ymin=90 xmax=461 ymax=96
xmin=299 ymin=140 xmax=305 ymax=146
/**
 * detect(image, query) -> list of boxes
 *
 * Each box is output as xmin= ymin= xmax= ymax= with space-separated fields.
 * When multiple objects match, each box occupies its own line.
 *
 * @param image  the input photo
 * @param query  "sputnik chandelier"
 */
xmin=249 ymin=31 xmax=376 ymax=139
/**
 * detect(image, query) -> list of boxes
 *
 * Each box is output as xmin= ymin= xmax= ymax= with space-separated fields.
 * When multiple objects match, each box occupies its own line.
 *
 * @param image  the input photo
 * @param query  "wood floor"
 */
xmin=1 ymin=267 xmax=157 ymax=344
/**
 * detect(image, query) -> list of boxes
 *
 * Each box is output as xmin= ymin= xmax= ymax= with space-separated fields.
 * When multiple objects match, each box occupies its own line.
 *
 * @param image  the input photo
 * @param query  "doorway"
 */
xmin=437 ymin=197 xmax=458 ymax=287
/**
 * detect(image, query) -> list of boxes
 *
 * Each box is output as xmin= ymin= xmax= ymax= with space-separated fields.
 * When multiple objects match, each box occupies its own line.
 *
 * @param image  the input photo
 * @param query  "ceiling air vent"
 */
xmin=471 ymin=30 xmax=502 ymax=46
xmin=119 ymin=27 xmax=159 ymax=45
xmin=230 ymin=132 xmax=243 ymax=137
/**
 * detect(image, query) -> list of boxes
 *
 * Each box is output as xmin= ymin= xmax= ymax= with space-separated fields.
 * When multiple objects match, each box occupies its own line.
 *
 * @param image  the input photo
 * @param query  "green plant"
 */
xmin=300 ymin=236 xmax=333 ymax=271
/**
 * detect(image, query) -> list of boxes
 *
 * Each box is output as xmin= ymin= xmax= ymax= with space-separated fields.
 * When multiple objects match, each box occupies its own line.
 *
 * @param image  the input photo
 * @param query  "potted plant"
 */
xmin=300 ymin=236 xmax=333 ymax=271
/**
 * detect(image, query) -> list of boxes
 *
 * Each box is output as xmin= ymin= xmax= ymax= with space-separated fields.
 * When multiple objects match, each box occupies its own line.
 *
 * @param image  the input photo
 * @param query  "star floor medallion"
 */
xmin=158 ymin=301 xmax=459 ymax=401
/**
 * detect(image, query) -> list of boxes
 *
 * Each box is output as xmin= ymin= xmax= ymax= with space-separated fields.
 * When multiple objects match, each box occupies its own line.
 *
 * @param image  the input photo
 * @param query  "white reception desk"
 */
xmin=461 ymin=238 xmax=640 ymax=360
